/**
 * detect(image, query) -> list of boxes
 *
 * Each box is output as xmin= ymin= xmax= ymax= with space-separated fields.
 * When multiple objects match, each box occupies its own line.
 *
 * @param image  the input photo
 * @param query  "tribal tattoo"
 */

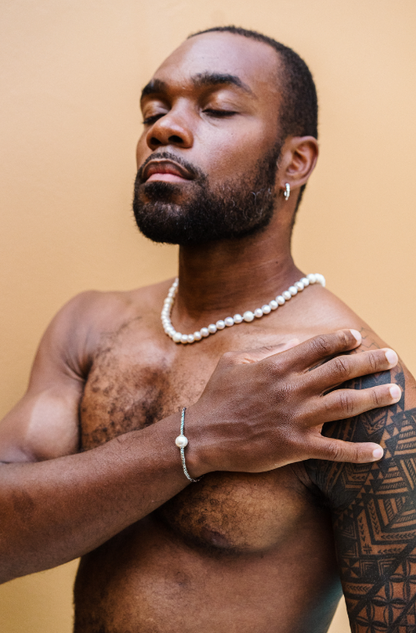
xmin=306 ymin=332 xmax=416 ymax=632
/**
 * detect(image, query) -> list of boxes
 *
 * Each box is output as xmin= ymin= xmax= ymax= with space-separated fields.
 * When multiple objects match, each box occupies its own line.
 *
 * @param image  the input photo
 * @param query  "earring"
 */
xmin=284 ymin=183 xmax=291 ymax=201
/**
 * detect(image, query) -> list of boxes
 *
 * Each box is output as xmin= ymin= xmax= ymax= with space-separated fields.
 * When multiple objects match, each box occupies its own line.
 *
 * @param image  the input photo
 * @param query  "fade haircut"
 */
xmin=188 ymin=26 xmax=318 ymax=211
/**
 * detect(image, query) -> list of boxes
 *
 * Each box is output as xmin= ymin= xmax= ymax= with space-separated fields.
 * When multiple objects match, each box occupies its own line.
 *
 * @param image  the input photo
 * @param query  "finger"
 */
xmin=317 ymin=382 xmax=402 ymax=422
xmin=308 ymin=435 xmax=384 ymax=463
xmin=228 ymin=338 xmax=300 ymax=365
xmin=265 ymin=329 xmax=362 ymax=372
xmin=310 ymin=348 xmax=399 ymax=391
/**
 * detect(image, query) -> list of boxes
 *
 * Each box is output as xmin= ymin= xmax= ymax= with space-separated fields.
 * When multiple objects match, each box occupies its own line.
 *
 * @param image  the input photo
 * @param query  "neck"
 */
xmin=174 ymin=216 xmax=300 ymax=323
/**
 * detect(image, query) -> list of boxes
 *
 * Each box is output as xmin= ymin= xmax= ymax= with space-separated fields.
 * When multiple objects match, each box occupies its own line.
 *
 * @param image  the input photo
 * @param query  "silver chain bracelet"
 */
xmin=175 ymin=407 xmax=201 ymax=483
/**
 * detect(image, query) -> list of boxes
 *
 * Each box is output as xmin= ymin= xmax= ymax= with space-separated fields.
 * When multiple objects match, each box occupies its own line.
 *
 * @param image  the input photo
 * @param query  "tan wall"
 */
xmin=1 ymin=1 xmax=415 ymax=631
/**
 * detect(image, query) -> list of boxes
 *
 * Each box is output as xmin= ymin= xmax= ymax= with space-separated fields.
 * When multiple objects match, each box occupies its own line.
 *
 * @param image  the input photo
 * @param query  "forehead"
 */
xmin=150 ymin=32 xmax=281 ymax=99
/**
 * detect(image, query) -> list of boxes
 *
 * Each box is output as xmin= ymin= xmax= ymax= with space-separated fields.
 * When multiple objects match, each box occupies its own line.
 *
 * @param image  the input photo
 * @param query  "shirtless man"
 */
xmin=1 ymin=26 xmax=415 ymax=633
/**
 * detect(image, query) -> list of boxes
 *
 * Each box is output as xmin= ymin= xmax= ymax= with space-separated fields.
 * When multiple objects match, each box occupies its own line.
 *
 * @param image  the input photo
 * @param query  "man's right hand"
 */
xmin=187 ymin=329 xmax=401 ymax=477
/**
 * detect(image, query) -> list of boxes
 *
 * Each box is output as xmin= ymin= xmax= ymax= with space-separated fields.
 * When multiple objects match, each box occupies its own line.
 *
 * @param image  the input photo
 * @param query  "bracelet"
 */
xmin=175 ymin=407 xmax=201 ymax=483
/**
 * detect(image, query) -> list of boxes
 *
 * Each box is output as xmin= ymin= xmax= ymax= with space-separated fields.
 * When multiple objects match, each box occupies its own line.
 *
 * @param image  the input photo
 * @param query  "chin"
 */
xmin=140 ymin=180 xmax=187 ymax=204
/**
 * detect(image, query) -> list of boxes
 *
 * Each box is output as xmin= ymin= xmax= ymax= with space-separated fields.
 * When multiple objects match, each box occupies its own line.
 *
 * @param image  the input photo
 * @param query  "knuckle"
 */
xmin=311 ymin=334 xmax=332 ymax=357
xmin=338 ymin=390 xmax=355 ymax=416
xmin=332 ymin=356 xmax=349 ymax=378
xmin=326 ymin=441 xmax=344 ymax=461
xmin=264 ymin=354 xmax=285 ymax=378
xmin=273 ymin=379 xmax=294 ymax=406
xmin=371 ymin=387 xmax=383 ymax=407
xmin=366 ymin=351 xmax=378 ymax=374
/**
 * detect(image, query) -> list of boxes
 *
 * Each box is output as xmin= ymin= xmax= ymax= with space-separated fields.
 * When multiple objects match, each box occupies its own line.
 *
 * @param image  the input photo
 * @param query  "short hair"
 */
xmin=188 ymin=26 xmax=319 ymax=210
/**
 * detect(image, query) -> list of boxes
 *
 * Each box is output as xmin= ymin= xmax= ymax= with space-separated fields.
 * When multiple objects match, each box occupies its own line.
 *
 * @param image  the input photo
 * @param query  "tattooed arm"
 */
xmin=306 ymin=331 xmax=416 ymax=632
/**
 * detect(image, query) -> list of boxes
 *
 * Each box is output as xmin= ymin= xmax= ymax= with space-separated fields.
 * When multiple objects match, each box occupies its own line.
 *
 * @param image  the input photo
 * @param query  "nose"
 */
xmin=146 ymin=105 xmax=194 ymax=151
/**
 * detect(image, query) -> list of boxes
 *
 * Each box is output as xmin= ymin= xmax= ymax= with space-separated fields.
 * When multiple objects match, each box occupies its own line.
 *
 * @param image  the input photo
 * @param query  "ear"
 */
xmin=277 ymin=136 xmax=319 ymax=192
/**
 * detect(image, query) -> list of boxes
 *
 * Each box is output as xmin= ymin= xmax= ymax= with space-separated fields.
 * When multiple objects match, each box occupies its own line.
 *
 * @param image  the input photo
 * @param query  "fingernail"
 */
xmin=372 ymin=446 xmax=384 ymax=460
xmin=385 ymin=349 xmax=398 ymax=366
xmin=350 ymin=329 xmax=361 ymax=343
xmin=389 ymin=384 xmax=401 ymax=400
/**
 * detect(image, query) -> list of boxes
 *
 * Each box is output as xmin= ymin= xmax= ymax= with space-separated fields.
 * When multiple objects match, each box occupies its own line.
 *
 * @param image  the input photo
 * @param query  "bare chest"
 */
xmin=80 ymin=327 xmax=213 ymax=450
xmin=79 ymin=326 xmax=317 ymax=553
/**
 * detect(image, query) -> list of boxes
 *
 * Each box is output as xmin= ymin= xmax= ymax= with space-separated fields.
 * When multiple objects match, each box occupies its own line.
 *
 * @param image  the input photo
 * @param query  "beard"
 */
xmin=132 ymin=144 xmax=281 ymax=246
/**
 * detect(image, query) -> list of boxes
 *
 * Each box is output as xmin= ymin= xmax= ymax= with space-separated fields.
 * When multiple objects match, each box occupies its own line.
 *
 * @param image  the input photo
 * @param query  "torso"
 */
xmin=72 ymin=280 xmax=360 ymax=633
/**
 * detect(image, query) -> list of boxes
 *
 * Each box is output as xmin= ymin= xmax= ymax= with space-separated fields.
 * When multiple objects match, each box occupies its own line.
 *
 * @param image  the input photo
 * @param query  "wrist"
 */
xmin=175 ymin=408 xmax=202 ymax=483
xmin=179 ymin=404 xmax=212 ymax=479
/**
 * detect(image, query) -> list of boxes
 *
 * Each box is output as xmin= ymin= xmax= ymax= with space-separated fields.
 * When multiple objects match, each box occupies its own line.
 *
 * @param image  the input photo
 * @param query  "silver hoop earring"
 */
xmin=284 ymin=183 xmax=291 ymax=201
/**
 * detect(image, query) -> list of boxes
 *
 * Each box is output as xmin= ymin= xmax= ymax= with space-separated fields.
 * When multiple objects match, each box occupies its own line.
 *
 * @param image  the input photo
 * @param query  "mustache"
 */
xmin=136 ymin=151 xmax=206 ymax=184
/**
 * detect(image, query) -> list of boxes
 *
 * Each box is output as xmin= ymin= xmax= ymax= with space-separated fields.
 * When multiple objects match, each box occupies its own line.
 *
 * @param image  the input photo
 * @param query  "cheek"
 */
xmin=201 ymin=129 xmax=271 ymax=182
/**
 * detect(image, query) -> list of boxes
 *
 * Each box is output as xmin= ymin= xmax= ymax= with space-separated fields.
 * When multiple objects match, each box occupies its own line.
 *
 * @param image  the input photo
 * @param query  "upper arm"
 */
xmin=306 ymin=331 xmax=416 ymax=631
xmin=0 ymin=292 xmax=96 ymax=463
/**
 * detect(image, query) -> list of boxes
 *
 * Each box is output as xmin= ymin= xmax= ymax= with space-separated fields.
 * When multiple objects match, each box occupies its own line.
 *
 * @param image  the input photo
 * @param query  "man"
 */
xmin=0 ymin=26 xmax=414 ymax=632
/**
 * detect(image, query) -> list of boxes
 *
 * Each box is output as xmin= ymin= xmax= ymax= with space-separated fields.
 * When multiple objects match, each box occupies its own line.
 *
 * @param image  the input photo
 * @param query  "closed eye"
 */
xmin=142 ymin=113 xmax=166 ymax=125
xmin=203 ymin=109 xmax=237 ymax=118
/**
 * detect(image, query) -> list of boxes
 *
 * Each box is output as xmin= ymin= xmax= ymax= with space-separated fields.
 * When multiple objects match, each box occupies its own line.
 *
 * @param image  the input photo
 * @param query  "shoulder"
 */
xmin=296 ymin=283 xmax=416 ymax=487
xmin=38 ymin=279 xmax=174 ymax=377
xmin=299 ymin=292 xmax=416 ymax=628
xmin=304 ymin=324 xmax=416 ymax=506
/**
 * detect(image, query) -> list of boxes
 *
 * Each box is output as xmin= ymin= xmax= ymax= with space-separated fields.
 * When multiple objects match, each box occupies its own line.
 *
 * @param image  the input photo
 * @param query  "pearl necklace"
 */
xmin=161 ymin=273 xmax=326 ymax=345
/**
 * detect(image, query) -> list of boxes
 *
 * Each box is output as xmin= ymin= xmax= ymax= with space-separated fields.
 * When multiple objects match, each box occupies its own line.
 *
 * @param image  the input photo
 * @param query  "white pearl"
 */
xmin=315 ymin=273 xmax=326 ymax=287
xmin=163 ymin=274 xmax=324 ymax=344
xmin=175 ymin=435 xmax=188 ymax=448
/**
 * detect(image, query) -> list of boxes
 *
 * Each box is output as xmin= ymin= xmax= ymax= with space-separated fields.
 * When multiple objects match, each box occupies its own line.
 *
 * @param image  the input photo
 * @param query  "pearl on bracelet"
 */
xmin=175 ymin=435 xmax=189 ymax=448
xmin=161 ymin=273 xmax=326 ymax=344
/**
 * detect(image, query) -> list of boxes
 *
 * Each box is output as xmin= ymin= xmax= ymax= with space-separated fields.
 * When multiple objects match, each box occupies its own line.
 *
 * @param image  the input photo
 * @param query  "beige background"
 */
xmin=1 ymin=1 xmax=415 ymax=631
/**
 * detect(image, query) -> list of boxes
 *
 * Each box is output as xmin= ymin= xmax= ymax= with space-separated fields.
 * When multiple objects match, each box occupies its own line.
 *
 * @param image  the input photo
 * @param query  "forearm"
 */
xmin=1 ymin=329 xmax=401 ymax=583
xmin=0 ymin=413 xmax=187 ymax=583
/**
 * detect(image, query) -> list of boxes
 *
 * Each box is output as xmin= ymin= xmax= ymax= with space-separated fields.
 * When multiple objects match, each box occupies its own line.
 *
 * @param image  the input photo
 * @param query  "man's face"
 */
xmin=133 ymin=32 xmax=283 ymax=245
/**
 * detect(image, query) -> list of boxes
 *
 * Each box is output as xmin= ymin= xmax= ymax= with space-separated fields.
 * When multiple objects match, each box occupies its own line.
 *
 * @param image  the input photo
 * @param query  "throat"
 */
xmin=162 ymin=273 xmax=326 ymax=345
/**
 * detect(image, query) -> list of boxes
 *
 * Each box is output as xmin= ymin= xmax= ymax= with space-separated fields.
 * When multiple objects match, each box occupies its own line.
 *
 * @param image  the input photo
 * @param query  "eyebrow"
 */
xmin=140 ymin=72 xmax=254 ymax=101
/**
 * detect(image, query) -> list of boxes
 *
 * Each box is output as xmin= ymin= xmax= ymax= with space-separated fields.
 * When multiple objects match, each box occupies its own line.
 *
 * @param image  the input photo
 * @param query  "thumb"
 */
xmin=236 ymin=338 xmax=300 ymax=364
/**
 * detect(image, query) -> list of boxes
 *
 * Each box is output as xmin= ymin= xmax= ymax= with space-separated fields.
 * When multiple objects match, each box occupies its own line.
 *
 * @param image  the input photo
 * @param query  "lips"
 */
xmin=142 ymin=160 xmax=193 ymax=183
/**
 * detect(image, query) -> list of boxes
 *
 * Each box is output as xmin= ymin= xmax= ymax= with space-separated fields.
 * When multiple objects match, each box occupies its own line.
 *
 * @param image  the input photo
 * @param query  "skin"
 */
xmin=1 ymin=31 xmax=416 ymax=632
